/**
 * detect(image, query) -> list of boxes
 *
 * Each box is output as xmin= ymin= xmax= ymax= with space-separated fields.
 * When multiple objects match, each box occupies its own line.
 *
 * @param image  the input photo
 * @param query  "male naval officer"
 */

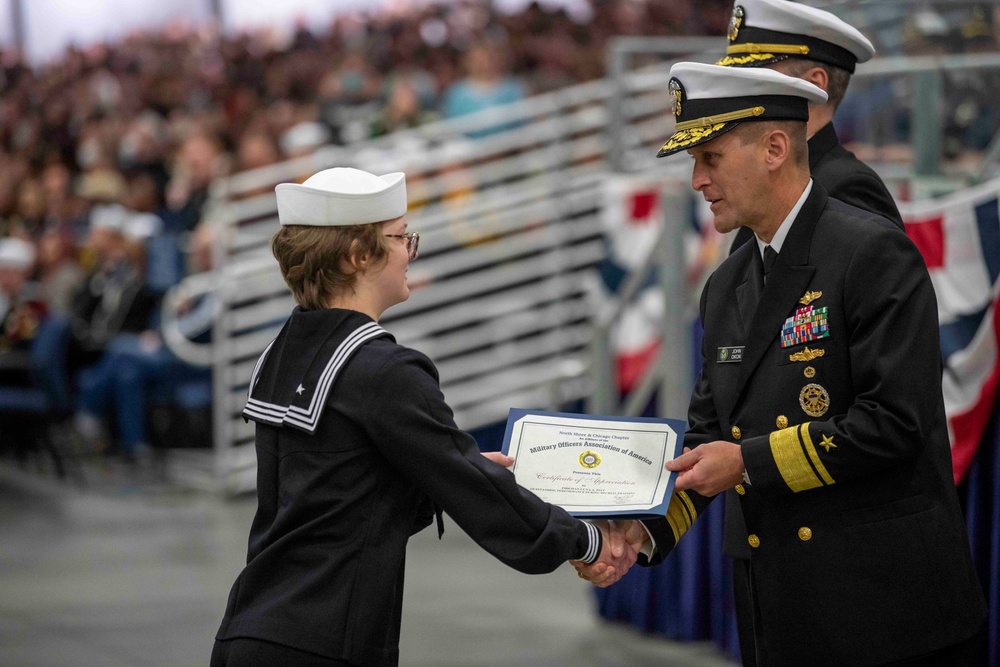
xmin=716 ymin=3 xmax=910 ymax=660
xmin=721 ymin=0 xmax=903 ymax=261
xmin=578 ymin=62 xmax=986 ymax=666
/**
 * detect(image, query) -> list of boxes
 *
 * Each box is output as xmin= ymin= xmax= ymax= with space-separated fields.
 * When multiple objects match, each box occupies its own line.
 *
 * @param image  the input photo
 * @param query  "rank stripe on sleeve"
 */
xmin=665 ymin=491 xmax=697 ymax=544
xmin=769 ymin=423 xmax=835 ymax=493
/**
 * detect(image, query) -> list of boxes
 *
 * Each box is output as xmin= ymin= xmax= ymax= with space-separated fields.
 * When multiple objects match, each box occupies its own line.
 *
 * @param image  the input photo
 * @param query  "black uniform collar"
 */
xmin=808 ymin=122 xmax=840 ymax=171
xmin=243 ymin=308 xmax=392 ymax=434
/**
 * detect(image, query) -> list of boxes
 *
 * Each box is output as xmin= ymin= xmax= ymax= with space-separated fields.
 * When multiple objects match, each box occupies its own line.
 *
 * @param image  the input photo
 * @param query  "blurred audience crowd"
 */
xmin=0 ymin=0 xmax=731 ymax=468
xmin=0 ymin=0 xmax=995 ymax=471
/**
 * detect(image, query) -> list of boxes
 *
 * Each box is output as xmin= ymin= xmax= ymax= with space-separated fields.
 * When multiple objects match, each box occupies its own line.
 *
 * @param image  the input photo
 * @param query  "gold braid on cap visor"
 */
xmin=659 ymin=105 xmax=765 ymax=153
xmin=716 ymin=43 xmax=810 ymax=67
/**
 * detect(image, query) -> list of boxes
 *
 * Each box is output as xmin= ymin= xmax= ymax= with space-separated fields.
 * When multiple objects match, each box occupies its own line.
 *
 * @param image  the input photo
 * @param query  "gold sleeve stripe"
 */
xmin=726 ymin=43 xmax=811 ymax=56
xmin=770 ymin=424 xmax=825 ymax=492
xmin=664 ymin=492 xmax=697 ymax=545
xmin=678 ymin=491 xmax=697 ymax=524
xmin=800 ymin=426 xmax=835 ymax=486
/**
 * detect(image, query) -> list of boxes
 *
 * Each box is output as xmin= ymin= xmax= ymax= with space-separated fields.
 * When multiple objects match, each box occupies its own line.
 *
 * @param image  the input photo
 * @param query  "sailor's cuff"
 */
xmin=579 ymin=521 xmax=601 ymax=564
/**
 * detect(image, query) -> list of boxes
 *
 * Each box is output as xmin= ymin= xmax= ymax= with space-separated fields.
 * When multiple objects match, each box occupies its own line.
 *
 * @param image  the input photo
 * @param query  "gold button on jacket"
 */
xmin=798 ymin=527 xmax=813 ymax=541
xmin=731 ymin=425 xmax=742 ymax=440
xmin=748 ymin=534 xmax=760 ymax=548
xmin=776 ymin=415 xmax=788 ymax=429
xmin=735 ymin=484 xmax=746 ymax=495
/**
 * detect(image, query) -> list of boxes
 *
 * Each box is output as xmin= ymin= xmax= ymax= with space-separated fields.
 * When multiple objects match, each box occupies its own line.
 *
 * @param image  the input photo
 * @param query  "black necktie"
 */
xmin=762 ymin=245 xmax=777 ymax=286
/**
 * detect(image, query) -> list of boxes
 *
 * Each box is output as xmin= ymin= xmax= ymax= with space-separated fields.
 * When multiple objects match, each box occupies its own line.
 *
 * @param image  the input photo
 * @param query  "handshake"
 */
xmin=571 ymin=519 xmax=650 ymax=588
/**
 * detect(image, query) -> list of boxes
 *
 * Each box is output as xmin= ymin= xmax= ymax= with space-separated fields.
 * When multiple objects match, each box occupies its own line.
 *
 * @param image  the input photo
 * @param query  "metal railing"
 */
xmin=162 ymin=64 xmax=691 ymax=493
xmin=161 ymin=34 xmax=1000 ymax=493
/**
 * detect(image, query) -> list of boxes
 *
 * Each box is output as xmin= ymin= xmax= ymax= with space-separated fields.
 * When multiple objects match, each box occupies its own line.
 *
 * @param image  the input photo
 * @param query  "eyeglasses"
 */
xmin=386 ymin=231 xmax=419 ymax=260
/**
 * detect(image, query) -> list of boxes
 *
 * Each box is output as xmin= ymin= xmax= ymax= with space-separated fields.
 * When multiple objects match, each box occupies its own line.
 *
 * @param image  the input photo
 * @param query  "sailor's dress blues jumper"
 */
xmin=215 ymin=308 xmax=600 ymax=667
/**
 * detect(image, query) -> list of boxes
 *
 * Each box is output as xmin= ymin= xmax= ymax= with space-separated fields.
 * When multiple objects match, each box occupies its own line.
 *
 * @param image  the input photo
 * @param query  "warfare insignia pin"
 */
xmin=790 ymin=347 xmax=825 ymax=363
xmin=728 ymin=5 xmax=745 ymax=42
xmin=799 ymin=383 xmax=830 ymax=418
xmin=819 ymin=434 xmax=837 ymax=452
xmin=669 ymin=78 xmax=683 ymax=117
xmin=799 ymin=291 xmax=822 ymax=306
xmin=580 ymin=451 xmax=602 ymax=469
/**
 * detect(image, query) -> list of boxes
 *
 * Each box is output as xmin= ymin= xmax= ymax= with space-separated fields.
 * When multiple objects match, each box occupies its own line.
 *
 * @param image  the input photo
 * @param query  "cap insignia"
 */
xmin=669 ymin=78 xmax=683 ymax=117
xmin=728 ymin=5 xmax=745 ymax=43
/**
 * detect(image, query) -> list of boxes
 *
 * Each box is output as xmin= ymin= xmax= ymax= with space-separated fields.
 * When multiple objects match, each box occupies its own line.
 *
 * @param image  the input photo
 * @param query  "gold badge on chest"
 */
xmin=799 ymin=383 xmax=830 ymax=417
xmin=799 ymin=291 xmax=822 ymax=306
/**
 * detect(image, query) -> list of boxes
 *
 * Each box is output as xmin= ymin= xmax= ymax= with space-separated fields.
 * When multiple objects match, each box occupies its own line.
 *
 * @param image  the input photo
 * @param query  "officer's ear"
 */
xmin=800 ymin=66 xmax=829 ymax=96
xmin=762 ymin=128 xmax=791 ymax=171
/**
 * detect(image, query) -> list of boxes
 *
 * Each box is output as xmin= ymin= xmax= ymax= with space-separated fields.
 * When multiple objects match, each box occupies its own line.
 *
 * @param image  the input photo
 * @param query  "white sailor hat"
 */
xmin=89 ymin=203 xmax=130 ymax=233
xmin=657 ymin=62 xmax=827 ymax=158
xmin=717 ymin=0 xmax=875 ymax=73
xmin=275 ymin=167 xmax=407 ymax=227
xmin=0 ymin=237 xmax=36 ymax=270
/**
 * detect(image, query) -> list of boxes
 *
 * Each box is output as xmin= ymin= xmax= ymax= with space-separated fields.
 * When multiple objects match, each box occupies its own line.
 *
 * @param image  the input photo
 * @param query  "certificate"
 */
xmin=500 ymin=409 xmax=685 ymax=518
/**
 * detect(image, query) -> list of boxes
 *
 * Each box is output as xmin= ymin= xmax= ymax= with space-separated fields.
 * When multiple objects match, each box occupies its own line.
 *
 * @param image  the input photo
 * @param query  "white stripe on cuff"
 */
xmin=580 ymin=521 xmax=601 ymax=564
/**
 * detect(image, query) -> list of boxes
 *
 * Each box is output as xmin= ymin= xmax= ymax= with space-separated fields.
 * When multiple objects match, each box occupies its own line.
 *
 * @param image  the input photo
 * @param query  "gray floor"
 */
xmin=0 ymin=461 xmax=736 ymax=667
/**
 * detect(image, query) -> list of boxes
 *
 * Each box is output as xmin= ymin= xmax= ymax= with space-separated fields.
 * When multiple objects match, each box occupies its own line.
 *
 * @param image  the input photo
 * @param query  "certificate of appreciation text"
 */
xmin=500 ymin=409 xmax=685 ymax=518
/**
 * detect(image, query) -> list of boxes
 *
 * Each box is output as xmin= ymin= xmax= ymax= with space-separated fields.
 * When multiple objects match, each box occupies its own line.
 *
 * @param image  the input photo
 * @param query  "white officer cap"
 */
xmin=125 ymin=212 xmax=164 ymax=241
xmin=657 ymin=62 xmax=827 ymax=158
xmin=0 ymin=237 xmax=36 ymax=270
xmin=275 ymin=167 xmax=407 ymax=227
xmin=279 ymin=121 xmax=332 ymax=156
xmin=717 ymin=0 xmax=875 ymax=73
xmin=89 ymin=203 xmax=130 ymax=233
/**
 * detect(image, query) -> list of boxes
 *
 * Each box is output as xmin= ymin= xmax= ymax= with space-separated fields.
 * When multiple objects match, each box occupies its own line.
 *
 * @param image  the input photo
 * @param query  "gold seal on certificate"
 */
xmin=500 ymin=409 xmax=686 ymax=518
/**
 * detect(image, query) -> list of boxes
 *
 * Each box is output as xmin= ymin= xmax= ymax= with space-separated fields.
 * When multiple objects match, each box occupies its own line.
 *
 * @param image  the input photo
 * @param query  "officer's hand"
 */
xmin=666 ymin=441 xmax=744 ymax=496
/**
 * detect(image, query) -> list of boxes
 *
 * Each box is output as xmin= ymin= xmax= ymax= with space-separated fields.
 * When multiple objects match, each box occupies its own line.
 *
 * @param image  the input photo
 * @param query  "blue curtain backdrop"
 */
xmin=593 ymin=323 xmax=1000 ymax=665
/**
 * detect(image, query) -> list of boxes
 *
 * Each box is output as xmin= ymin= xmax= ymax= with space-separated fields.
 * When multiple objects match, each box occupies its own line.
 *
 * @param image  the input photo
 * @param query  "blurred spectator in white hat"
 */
xmin=280 ymin=121 xmax=332 ymax=159
xmin=68 ymin=203 xmax=158 ymax=370
xmin=0 ymin=237 xmax=46 ymax=387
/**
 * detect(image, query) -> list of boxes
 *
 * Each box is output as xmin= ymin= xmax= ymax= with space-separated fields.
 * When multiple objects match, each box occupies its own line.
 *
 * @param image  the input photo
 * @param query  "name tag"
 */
xmin=717 ymin=346 xmax=744 ymax=363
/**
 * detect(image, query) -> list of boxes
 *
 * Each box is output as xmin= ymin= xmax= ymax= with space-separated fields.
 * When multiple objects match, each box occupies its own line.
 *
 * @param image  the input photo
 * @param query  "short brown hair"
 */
xmin=272 ymin=223 xmax=390 ymax=310
xmin=734 ymin=120 xmax=809 ymax=167
xmin=777 ymin=58 xmax=852 ymax=111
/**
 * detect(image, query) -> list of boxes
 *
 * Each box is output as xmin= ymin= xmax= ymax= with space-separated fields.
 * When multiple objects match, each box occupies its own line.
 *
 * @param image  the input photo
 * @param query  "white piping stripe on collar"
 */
xmin=288 ymin=322 xmax=384 ymax=422
xmin=243 ymin=322 xmax=387 ymax=433
xmin=246 ymin=338 xmax=278 ymax=402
